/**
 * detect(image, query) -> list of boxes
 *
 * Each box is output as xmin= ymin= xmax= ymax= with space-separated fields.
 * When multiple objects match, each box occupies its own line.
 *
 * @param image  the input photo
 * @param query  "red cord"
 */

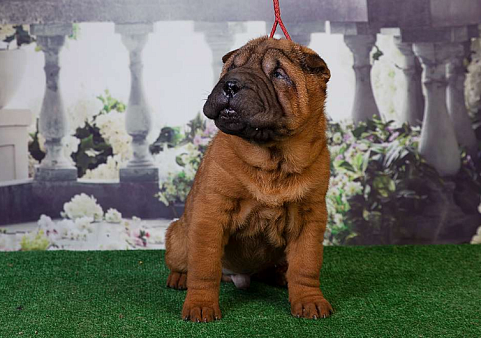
xmin=269 ymin=0 xmax=291 ymax=40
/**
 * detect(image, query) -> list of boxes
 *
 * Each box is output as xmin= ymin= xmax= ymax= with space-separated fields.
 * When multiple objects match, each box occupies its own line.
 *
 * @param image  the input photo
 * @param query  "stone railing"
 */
xmin=0 ymin=0 xmax=480 ymax=224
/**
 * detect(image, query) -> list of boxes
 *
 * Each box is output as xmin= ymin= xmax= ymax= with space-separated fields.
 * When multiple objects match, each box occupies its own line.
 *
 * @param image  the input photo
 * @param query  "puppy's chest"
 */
xmin=229 ymin=200 xmax=302 ymax=247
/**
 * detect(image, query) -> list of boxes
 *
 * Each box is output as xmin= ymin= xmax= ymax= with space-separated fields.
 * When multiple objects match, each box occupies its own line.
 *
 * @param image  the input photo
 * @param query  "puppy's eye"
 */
xmin=273 ymin=68 xmax=288 ymax=80
xmin=228 ymin=63 xmax=236 ymax=71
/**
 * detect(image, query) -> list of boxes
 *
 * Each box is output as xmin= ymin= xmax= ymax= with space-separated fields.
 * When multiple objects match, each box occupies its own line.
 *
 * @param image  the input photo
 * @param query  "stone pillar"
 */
xmin=31 ymin=24 xmax=77 ymax=181
xmin=194 ymin=22 xmax=246 ymax=85
xmin=115 ymin=23 xmax=158 ymax=182
xmin=344 ymin=34 xmax=380 ymax=123
xmin=413 ymin=43 xmax=461 ymax=176
xmin=393 ymin=36 xmax=425 ymax=126
xmin=446 ymin=42 xmax=478 ymax=161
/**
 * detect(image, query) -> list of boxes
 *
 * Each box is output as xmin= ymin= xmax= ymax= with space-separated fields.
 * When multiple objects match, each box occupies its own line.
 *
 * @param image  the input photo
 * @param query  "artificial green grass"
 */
xmin=0 ymin=245 xmax=480 ymax=338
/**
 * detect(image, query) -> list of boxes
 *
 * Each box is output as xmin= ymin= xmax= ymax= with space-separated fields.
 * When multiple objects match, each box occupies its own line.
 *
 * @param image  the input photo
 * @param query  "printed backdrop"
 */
xmin=1 ymin=19 xmax=481 ymax=251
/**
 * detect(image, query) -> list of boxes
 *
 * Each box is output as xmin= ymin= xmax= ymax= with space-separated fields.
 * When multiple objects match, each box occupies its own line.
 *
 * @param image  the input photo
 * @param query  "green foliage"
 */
xmin=372 ymin=44 xmax=384 ymax=63
xmin=327 ymin=116 xmax=481 ymax=245
xmin=20 ymin=230 xmax=50 ymax=251
xmin=97 ymin=89 xmax=126 ymax=114
xmin=69 ymin=23 xmax=81 ymax=41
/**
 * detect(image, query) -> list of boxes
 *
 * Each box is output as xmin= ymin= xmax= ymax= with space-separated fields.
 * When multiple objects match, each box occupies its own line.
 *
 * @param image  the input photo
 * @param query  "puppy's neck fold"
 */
xmin=225 ymin=130 xmax=326 ymax=175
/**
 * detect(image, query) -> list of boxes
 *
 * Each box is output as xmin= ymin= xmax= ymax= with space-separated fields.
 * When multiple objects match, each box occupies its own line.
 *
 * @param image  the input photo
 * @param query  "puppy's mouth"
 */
xmin=219 ymin=108 xmax=240 ymax=121
xmin=215 ymin=108 xmax=246 ymax=133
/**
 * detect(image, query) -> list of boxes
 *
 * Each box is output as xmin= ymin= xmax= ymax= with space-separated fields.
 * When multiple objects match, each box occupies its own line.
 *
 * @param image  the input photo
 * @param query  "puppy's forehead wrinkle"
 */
xmin=235 ymin=38 xmax=325 ymax=75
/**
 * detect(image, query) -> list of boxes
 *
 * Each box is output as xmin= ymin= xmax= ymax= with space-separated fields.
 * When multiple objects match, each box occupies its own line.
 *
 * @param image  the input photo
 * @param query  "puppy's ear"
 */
xmin=305 ymin=54 xmax=330 ymax=83
xmin=222 ymin=49 xmax=239 ymax=63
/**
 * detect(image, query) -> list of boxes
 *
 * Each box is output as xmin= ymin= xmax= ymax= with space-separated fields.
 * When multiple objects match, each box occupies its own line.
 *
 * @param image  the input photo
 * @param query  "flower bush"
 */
xmin=326 ymin=117 xmax=427 ymax=244
xmin=156 ymin=113 xmax=218 ymax=209
xmin=329 ymin=117 xmax=481 ymax=245
xmin=154 ymin=115 xmax=481 ymax=245
xmin=105 ymin=208 xmax=122 ymax=223
xmin=29 ymin=90 xmax=128 ymax=178
xmin=61 ymin=193 xmax=104 ymax=221
xmin=0 ymin=194 xmax=164 ymax=252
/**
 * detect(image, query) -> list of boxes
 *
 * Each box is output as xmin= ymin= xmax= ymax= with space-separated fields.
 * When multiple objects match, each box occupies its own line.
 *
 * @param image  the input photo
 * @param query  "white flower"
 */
xmin=332 ymin=132 xmax=342 ymax=144
xmin=74 ymin=216 xmax=94 ymax=233
xmin=56 ymin=219 xmax=76 ymax=238
xmin=334 ymin=213 xmax=343 ymax=225
xmin=68 ymin=228 xmax=88 ymax=241
xmin=165 ymin=183 xmax=177 ymax=196
xmin=37 ymin=214 xmax=54 ymax=228
xmin=471 ymin=227 xmax=481 ymax=244
xmin=68 ymin=99 xmax=102 ymax=130
xmin=329 ymin=145 xmax=341 ymax=157
xmin=105 ymin=208 xmax=122 ymax=223
xmin=62 ymin=193 xmax=104 ymax=221
xmin=37 ymin=215 xmax=62 ymax=241
xmin=95 ymin=111 xmax=132 ymax=160
xmin=83 ymin=155 xmax=123 ymax=180
xmin=157 ymin=192 xmax=169 ymax=206
xmin=345 ymin=181 xmax=363 ymax=195
xmin=357 ymin=143 xmax=369 ymax=151
xmin=478 ymin=199 xmax=481 ymax=214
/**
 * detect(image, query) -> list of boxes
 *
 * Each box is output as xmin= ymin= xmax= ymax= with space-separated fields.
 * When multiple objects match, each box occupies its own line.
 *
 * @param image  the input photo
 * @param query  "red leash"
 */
xmin=269 ymin=0 xmax=291 ymax=40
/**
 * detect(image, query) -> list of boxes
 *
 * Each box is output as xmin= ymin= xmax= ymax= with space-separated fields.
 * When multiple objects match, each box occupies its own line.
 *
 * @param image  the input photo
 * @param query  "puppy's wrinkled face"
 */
xmin=203 ymin=36 xmax=330 ymax=144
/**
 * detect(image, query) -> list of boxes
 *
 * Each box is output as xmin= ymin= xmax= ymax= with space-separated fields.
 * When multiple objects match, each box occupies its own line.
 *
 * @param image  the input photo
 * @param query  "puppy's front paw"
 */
xmin=166 ymin=271 xmax=187 ymax=290
xmin=291 ymin=295 xmax=333 ymax=319
xmin=182 ymin=298 xmax=222 ymax=323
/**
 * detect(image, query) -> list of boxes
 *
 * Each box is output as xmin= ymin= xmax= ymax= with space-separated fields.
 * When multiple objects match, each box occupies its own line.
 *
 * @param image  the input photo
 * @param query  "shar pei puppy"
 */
xmin=165 ymin=36 xmax=332 ymax=322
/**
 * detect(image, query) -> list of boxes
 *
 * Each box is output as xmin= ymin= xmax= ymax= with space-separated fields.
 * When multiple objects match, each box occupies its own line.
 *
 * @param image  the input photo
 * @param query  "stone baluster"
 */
xmin=393 ymin=36 xmax=425 ymax=126
xmin=31 ymin=24 xmax=77 ymax=181
xmin=194 ymin=22 xmax=246 ymax=85
xmin=115 ymin=23 xmax=158 ymax=182
xmin=413 ymin=43 xmax=461 ymax=176
xmin=446 ymin=42 xmax=478 ymax=161
xmin=344 ymin=34 xmax=380 ymax=124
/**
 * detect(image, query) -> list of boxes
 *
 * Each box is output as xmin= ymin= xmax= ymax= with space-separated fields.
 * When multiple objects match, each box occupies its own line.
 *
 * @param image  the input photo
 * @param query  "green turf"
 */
xmin=1 ymin=245 xmax=480 ymax=338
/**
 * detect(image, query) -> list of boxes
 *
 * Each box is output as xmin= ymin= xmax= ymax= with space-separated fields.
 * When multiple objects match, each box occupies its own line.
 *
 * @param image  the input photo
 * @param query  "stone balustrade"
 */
xmin=0 ymin=0 xmax=480 ymax=225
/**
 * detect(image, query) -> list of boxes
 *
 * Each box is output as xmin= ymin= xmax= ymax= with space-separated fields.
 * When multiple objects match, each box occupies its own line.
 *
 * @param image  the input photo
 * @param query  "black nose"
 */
xmin=223 ymin=80 xmax=241 ymax=98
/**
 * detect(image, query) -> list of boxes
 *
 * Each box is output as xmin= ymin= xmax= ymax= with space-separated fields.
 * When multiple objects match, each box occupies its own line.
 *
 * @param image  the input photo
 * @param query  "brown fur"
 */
xmin=165 ymin=36 xmax=333 ymax=322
